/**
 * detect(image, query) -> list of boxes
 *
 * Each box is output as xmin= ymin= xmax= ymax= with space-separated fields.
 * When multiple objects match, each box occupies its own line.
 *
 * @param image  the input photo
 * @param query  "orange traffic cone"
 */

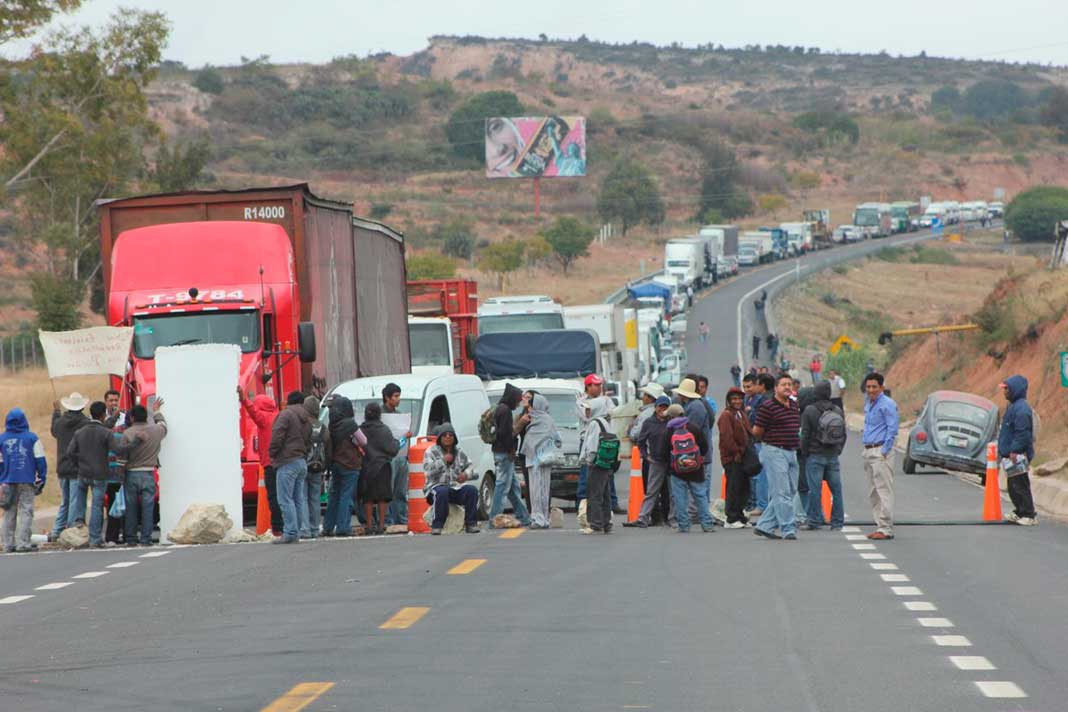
xmin=720 ymin=474 xmax=727 ymax=501
xmin=407 ymin=437 xmax=434 ymax=534
xmin=255 ymin=465 xmax=270 ymax=535
xmin=983 ymin=442 xmax=1003 ymax=521
xmin=821 ymin=481 xmax=832 ymax=523
xmin=627 ymin=447 xmax=645 ymax=522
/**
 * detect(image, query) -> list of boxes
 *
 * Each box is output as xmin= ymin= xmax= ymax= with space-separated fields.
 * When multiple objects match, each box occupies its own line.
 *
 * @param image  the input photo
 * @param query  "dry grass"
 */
xmin=0 ymin=369 xmax=110 ymax=507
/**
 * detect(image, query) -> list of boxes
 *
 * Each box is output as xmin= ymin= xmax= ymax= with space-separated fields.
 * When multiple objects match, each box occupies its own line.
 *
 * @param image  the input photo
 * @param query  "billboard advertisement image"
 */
xmin=485 ymin=116 xmax=586 ymax=178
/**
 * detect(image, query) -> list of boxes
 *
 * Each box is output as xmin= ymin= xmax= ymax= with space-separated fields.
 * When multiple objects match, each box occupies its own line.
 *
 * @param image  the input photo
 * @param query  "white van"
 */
xmin=324 ymin=373 xmax=495 ymax=497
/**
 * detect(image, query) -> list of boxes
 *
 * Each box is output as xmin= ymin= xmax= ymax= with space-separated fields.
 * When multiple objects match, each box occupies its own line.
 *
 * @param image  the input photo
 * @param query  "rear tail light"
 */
xmin=915 ymin=431 xmax=928 ymax=443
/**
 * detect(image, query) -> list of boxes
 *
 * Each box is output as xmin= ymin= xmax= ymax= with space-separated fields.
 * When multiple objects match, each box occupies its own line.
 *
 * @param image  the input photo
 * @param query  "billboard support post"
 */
xmin=534 ymin=177 xmax=541 ymax=217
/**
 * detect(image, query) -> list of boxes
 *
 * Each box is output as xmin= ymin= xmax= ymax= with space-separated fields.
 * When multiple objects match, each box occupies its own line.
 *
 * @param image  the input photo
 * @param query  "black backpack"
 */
xmin=306 ymin=422 xmax=328 ymax=473
xmin=815 ymin=406 xmax=847 ymax=447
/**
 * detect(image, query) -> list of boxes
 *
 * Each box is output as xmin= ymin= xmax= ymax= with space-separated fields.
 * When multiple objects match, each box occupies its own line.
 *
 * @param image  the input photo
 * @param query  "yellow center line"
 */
xmin=447 ymin=558 xmax=486 ymax=575
xmin=498 ymin=528 xmax=525 ymax=539
xmin=261 ymin=682 xmax=335 ymax=712
xmin=379 ymin=606 xmax=431 ymax=630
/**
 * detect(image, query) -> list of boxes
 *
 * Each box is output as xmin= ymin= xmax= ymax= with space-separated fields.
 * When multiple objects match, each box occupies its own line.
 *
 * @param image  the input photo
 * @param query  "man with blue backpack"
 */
xmin=662 ymin=403 xmax=713 ymax=533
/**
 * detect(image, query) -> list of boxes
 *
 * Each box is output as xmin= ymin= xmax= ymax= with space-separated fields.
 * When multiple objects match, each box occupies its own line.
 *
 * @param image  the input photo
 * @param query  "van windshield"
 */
xmin=132 ymin=312 xmax=260 ymax=359
xmin=408 ymin=323 xmax=451 ymax=367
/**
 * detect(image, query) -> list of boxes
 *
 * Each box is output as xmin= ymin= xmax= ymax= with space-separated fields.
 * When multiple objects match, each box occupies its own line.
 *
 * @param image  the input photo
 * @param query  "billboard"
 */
xmin=485 ymin=116 xmax=586 ymax=178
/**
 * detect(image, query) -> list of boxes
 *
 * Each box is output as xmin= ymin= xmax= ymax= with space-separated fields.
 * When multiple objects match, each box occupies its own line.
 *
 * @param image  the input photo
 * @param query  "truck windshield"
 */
xmin=408 ymin=323 xmax=451 ymax=367
xmin=132 ymin=312 xmax=260 ymax=359
xmin=854 ymin=209 xmax=879 ymax=226
xmin=505 ymin=392 xmax=581 ymax=429
xmin=666 ymin=260 xmax=691 ymax=267
xmin=478 ymin=313 xmax=565 ymax=334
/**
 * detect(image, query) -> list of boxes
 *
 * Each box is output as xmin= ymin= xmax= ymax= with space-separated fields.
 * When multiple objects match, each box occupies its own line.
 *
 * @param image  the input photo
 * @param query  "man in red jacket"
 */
xmin=239 ymin=388 xmax=282 ymax=535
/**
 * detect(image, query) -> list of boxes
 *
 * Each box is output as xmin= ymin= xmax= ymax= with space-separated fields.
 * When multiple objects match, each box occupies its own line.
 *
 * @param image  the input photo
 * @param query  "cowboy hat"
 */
xmin=640 ymin=383 xmax=665 ymax=399
xmin=672 ymin=378 xmax=701 ymax=400
xmin=60 ymin=392 xmax=89 ymax=411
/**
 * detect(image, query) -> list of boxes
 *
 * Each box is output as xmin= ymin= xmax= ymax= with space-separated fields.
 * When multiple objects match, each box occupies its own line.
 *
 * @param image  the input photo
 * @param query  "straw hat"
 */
xmin=640 ymin=383 xmax=665 ymax=399
xmin=673 ymin=378 xmax=701 ymax=400
xmin=60 ymin=392 xmax=89 ymax=411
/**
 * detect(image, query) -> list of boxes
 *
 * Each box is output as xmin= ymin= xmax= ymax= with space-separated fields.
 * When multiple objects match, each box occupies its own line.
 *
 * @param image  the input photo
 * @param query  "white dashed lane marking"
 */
xmin=851 ymin=543 xmax=877 ymax=550
xmin=859 ymin=552 xmax=886 ymax=560
xmin=880 ymin=573 xmax=910 ymax=582
xmin=72 ymin=571 xmax=110 ymax=579
xmin=139 ymin=550 xmax=171 ymax=558
xmin=841 ymin=526 xmax=861 ymax=532
xmin=904 ymin=601 xmax=938 ymax=611
xmin=891 ymin=586 xmax=923 ymax=596
xmin=106 ymin=561 xmax=140 ymax=569
xmin=0 ymin=595 xmax=34 ymax=604
xmin=917 ymin=618 xmax=954 ymax=628
xmin=870 ymin=563 xmax=898 ymax=570
xmin=950 ymin=656 xmax=996 ymax=671
xmin=845 ymin=534 xmax=868 ymax=540
xmin=932 ymin=635 xmax=972 ymax=647
xmin=974 ymin=681 xmax=1026 ymax=698
xmin=35 ymin=582 xmax=73 ymax=591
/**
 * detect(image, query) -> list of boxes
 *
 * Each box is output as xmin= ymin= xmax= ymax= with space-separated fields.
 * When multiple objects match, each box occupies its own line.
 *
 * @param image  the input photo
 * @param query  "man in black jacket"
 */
xmin=49 ymin=392 xmax=89 ymax=541
xmin=67 ymin=402 xmax=117 ymax=548
xmin=488 ymin=383 xmax=531 ymax=527
xmin=799 ymin=381 xmax=846 ymax=530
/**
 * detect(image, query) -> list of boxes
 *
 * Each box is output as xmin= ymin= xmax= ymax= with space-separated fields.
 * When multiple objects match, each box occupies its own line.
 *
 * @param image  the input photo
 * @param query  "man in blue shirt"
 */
xmin=862 ymin=372 xmax=899 ymax=540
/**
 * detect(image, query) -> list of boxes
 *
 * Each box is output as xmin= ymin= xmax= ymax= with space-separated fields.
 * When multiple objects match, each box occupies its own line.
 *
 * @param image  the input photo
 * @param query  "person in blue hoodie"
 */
xmin=1 ymin=408 xmax=48 ymax=553
xmin=997 ymin=375 xmax=1037 ymax=525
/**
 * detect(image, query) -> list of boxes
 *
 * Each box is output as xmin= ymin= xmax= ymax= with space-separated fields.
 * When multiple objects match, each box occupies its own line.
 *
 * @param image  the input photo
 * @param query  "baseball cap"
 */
xmin=584 ymin=374 xmax=604 ymax=386
xmin=654 ymin=395 xmax=671 ymax=408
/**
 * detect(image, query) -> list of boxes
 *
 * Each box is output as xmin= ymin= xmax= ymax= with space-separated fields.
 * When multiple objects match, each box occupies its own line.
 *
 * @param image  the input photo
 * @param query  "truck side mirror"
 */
xmin=297 ymin=322 xmax=317 ymax=363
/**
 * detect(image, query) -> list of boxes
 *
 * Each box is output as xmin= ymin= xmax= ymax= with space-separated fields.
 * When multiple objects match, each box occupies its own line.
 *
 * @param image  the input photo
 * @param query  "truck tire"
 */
xmin=903 ymin=451 xmax=917 ymax=475
xmin=478 ymin=474 xmax=495 ymax=520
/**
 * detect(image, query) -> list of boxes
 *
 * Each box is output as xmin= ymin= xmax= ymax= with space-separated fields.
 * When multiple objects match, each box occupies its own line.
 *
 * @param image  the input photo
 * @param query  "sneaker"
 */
xmin=431 ymin=528 xmax=442 ymax=536
xmin=802 ymin=523 xmax=822 ymax=531
xmin=829 ymin=526 xmax=843 ymax=531
xmin=754 ymin=527 xmax=781 ymax=540
xmin=580 ymin=527 xmax=595 ymax=535
xmin=611 ymin=506 xmax=627 ymax=515
xmin=701 ymin=525 xmax=716 ymax=533
xmin=783 ymin=533 xmax=798 ymax=541
xmin=677 ymin=528 xmax=690 ymax=533
xmin=465 ymin=525 xmax=481 ymax=534
xmin=1004 ymin=511 xmax=1021 ymax=524
xmin=1017 ymin=517 xmax=1037 ymax=526
xmin=724 ymin=521 xmax=745 ymax=529
xmin=15 ymin=544 xmax=38 ymax=553
xmin=866 ymin=531 xmax=894 ymax=540
xmin=622 ymin=520 xmax=648 ymax=528
xmin=271 ymin=536 xmax=298 ymax=545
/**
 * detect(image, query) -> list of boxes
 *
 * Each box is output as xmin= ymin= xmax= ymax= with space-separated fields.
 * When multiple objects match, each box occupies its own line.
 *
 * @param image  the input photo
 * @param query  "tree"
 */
xmin=961 ymin=80 xmax=1027 ymax=122
xmin=0 ymin=8 xmax=170 ymax=328
xmin=1040 ymin=86 xmax=1068 ymax=142
xmin=406 ymin=253 xmax=457 ymax=280
xmin=479 ymin=240 xmax=525 ymax=289
xmin=0 ymin=0 xmax=82 ymax=45
xmin=445 ymin=90 xmax=523 ymax=161
xmin=523 ymin=235 xmax=551 ymax=273
xmin=1004 ymin=186 xmax=1068 ymax=242
xmin=757 ymin=193 xmax=788 ymax=216
xmin=30 ymin=273 xmax=82 ymax=331
xmin=192 ymin=66 xmax=225 ymax=94
xmin=699 ymin=207 xmax=724 ymax=224
xmin=437 ymin=217 xmax=476 ymax=259
xmin=597 ymin=159 xmax=665 ymax=235
xmin=930 ymin=85 xmax=961 ymax=115
xmin=792 ymin=112 xmax=860 ymax=146
xmin=695 ymin=140 xmax=740 ymax=220
xmin=151 ymin=138 xmax=211 ymax=192
xmin=542 ymin=216 xmax=594 ymax=274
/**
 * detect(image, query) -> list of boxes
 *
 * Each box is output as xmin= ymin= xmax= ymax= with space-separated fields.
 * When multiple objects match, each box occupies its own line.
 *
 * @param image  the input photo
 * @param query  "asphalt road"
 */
xmin=3 ymin=229 xmax=1065 ymax=712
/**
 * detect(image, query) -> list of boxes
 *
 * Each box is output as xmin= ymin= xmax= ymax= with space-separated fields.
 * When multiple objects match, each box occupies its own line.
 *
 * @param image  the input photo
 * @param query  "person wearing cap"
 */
xmin=576 ymin=374 xmax=623 ymax=515
xmin=625 ymin=394 xmax=672 ymax=528
xmin=579 ymin=396 xmax=617 ymax=534
xmin=998 ymin=375 xmax=1037 ymax=526
xmin=718 ymin=387 xmax=753 ymax=528
xmin=49 ymin=392 xmax=89 ymax=541
xmin=673 ymin=377 xmax=715 ymax=529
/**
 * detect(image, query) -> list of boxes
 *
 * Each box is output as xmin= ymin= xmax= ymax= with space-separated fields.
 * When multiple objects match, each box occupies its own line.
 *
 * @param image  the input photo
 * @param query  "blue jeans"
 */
xmin=323 ymin=468 xmax=359 ymax=535
xmin=51 ymin=478 xmax=75 ymax=538
xmin=303 ymin=470 xmax=323 ymax=538
xmin=71 ymin=479 xmax=107 ymax=545
xmin=123 ymin=470 xmax=157 ymax=545
xmin=489 ymin=453 xmax=530 ymax=525
xmin=276 ymin=458 xmax=308 ymax=540
xmin=386 ymin=451 xmax=409 ymax=526
xmin=576 ymin=463 xmax=620 ymax=508
xmin=671 ymin=477 xmax=714 ymax=531
xmin=755 ymin=445 xmax=799 ymax=536
xmin=805 ymin=453 xmax=844 ymax=528
xmin=751 ymin=442 xmax=769 ymax=510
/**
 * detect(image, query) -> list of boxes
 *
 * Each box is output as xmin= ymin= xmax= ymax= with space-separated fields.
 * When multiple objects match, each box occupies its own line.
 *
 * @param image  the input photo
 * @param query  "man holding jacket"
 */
xmin=800 ymin=380 xmax=846 ymax=531
xmin=67 ymin=402 xmax=115 ymax=548
xmin=998 ymin=375 xmax=1037 ymax=526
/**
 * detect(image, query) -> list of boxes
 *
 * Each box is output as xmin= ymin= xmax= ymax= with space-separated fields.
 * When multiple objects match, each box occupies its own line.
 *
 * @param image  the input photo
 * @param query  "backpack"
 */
xmin=670 ymin=425 xmax=703 ymax=475
xmin=815 ymin=407 xmax=847 ymax=447
xmin=306 ymin=422 xmax=328 ymax=473
xmin=593 ymin=420 xmax=621 ymax=472
xmin=478 ymin=407 xmax=497 ymax=444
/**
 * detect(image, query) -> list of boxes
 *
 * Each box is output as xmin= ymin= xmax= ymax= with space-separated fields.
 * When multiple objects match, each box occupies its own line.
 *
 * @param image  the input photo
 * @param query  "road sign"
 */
xmin=931 ymin=217 xmax=943 ymax=235
xmin=830 ymin=335 xmax=858 ymax=355
xmin=1061 ymin=352 xmax=1068 ymax=388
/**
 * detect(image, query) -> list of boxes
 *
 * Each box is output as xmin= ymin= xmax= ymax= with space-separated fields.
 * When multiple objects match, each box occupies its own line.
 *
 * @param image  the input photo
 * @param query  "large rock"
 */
xmin=223 ymin=528 xmax=258 ymax=544
xmin=1034 ymin=456 xmax=1068 ymax=478
xmin=422 ymin=503 xmax=465 ymax=534
xmin=550 ymin=507 xmax=564 ymax=529
xmin=58 ymin=523 xmax=89 ymax=550
xmin=166 ymin=503 xmax=233 ymax=545
xmin=492 ymin=513 xmax=522 ymax=529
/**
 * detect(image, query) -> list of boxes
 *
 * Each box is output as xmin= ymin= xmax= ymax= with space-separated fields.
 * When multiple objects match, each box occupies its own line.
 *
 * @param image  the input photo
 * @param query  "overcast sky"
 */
xmin=7 ymin=0 xmax=1068 ymax=67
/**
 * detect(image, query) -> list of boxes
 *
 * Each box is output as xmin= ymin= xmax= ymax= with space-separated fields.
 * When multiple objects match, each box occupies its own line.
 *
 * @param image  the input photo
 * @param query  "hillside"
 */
xmin=5 ymin=36 xmax=1068 ymax=334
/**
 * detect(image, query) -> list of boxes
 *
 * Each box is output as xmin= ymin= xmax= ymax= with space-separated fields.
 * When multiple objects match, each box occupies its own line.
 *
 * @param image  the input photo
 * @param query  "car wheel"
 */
xmin=903 ymin=451 xmax=917 ymax=475
xmin=478 ymin=474 xmax=495 ymax=520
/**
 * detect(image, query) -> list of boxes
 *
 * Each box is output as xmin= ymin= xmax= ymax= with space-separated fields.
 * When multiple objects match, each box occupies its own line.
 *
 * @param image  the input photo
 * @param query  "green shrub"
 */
xmin=908 ymin=246 xmax=959 ymax=265
xmin=874 ymin=247 xmax=904 ymax=262
xmin=406 ymin=253 xmax=457 ymax=280
xmin=831 ymin=264 xmax=849 ymax=275
xmin=826 ymin=345 xmax=875 ymax=393
xmin=974 ymin=298 xmax=1017 ymax=346
xmin=1005 ymin=185 xmax=1068 ymax=242
xmin=193 ymin=67 xmax=225 ymax=95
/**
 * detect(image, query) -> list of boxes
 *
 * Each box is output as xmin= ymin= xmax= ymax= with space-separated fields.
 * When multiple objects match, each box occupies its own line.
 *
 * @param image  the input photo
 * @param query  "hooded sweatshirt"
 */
xmin=52 ymin=409 xmax=89 ymax=479
xmin=241 ymin=394 xmax=279 ymax=466
xmin=327 ymin=396 xmax=363 ymax=471
xmin=800 ymin=380 xmax=846 ymax=457
xmin=304 ymin=396 xmax=332 ymax=469
xmin=269 ymin=401 xmax=312 ymax=466
xmin=717 ymin=388 xmax=752 ymax=466
xmin=997 ymin=375 xmax=1034 ymax=460
xmin=0 ymin=409 xmax=47 ymax=486
xmin=423 ymin=423 xmax=474 ymax=493
xmin=492 ymin=383 xmax=524 ymax=455
xmin=579 ymin=397 xmax=613 ymax=466
xmin=520 ymin=394 xmax=561 ymax=466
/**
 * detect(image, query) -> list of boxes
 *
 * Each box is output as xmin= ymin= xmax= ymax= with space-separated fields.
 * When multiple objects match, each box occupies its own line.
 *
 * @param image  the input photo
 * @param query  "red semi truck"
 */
xmin=97 ymin=184 xmax=411 ymax=504
xmin=406 ymin=279 xmax=478 ymax=375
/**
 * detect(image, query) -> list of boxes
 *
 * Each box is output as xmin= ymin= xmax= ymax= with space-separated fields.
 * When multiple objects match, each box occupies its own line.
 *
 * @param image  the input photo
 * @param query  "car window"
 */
xmin=934 ymin=400 xmax=990 ymax=426
xmin=452 ymin=391 xmax=484 ymax=439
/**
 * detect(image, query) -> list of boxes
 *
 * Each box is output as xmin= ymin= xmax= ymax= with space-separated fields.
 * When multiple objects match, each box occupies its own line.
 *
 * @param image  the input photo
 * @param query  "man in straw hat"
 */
xmin=49 ymin=392 xmax=89 ymax=540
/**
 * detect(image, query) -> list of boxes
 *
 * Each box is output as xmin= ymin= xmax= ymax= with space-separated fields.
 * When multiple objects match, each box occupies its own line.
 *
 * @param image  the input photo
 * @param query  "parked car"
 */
xmin=904 ymin=390 xmax=999 ymax=479
xmin=737 ymin=247 xmax=759 ymax=267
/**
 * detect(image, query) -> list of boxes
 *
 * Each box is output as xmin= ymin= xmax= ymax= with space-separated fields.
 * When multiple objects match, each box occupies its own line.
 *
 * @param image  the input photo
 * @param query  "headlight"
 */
xmin=562 ymin=453 xmax=581 ymax=468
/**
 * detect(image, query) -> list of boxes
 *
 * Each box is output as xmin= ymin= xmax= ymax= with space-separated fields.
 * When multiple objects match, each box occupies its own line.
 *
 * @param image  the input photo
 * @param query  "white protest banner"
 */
xmin=38 ymin=327 xmax=134 ymax=378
